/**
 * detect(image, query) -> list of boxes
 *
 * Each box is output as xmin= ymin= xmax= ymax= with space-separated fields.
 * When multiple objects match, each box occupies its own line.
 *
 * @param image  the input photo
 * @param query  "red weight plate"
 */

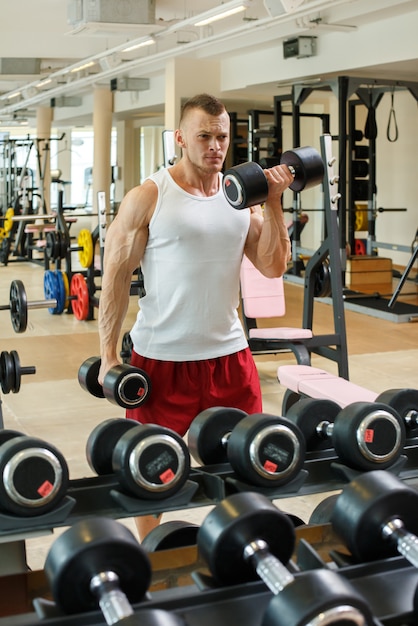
xmin=70 ymin=273 xmax=89 ymax=320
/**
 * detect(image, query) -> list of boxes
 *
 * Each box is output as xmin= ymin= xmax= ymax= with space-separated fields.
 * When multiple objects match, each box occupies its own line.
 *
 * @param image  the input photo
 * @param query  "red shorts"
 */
xmin=126 ymin=348 xmax=262 ymax=436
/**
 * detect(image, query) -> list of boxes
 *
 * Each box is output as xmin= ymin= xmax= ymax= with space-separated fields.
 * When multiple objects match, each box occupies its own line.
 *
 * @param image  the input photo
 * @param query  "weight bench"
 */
xmin=277 ymin=364 xmax=378 ymax=408
xmin=240 ymin=255 xmax=313 ymax=365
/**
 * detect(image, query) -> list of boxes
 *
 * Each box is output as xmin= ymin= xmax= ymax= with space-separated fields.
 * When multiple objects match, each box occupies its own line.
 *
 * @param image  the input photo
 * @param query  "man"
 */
xmin=98 ymin=93 xmax=293 ymax=539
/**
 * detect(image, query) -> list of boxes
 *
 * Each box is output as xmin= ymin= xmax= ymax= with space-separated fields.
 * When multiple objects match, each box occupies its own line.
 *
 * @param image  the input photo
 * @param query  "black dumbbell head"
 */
xmin=331 ymin=470 xmax=418 ymax=562
xmin=112 ymin=424 xmax=191 ymax=500
xmin=45 ymin=517 xmax=152 ymax=615
xmin=262 ymin=569 xmax=374 ymax=626
xmin=0 ymin=435 xmax=69 ymax=517
xmin=78 ymin=356 xmax=105 ymax=398
xmin=197 ymin=491 xmax=295 ymax=586
xmin=227 ymin=413 xmax=306 ymax=488
xmin=86 ymin=417 xmax=139 ymax=475
xmin=188 ymin=406 xmax=248 ymax=465
xmin=223 ymin=162 xmax=268 ymax=210
xmin=280 ymin=146 xmax=324 ymax=192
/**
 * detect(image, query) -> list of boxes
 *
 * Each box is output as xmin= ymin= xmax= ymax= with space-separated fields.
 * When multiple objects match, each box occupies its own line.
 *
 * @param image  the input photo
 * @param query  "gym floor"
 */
xmin=1 ymin=228 xmax=418 ymax=573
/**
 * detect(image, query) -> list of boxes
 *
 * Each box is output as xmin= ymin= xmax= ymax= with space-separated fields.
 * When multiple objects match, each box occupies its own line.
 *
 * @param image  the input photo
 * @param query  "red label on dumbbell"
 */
xmin=364 ymin=429 xmax=374 ymax=443
xmin=160 ymin=468 xmax=175 ymax=483
xmin=37 ymin=480 xmax=54 ymax=497
xmin=264 ymin=460 xmax=278 ymax=473
xmin=137 ymin=387 xmax=145 ymax=397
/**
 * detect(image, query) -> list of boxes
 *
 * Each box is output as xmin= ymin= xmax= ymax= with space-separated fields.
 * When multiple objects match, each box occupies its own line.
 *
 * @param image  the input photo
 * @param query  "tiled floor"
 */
xmin=0 ymin=229 xmax=418 ymax=573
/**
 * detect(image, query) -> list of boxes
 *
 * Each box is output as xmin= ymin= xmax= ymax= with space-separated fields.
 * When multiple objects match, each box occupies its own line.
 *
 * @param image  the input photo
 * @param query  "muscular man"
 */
xmin=98 ymin=93 xmax=293 ymax=539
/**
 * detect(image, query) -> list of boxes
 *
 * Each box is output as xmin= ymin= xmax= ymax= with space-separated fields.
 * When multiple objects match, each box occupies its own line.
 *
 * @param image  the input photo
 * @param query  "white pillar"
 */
xmin=92 ymin=86 xmax=113 ymax=226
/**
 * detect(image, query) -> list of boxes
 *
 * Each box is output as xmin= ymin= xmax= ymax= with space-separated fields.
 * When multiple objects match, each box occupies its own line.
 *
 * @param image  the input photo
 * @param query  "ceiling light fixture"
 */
xmin=70 ymin=60 xmax=96 ymax=73
xmin=122 ymin=38 xmax=155 ymax=53
xmin=194 ymin=2 xmax=249 ymax=27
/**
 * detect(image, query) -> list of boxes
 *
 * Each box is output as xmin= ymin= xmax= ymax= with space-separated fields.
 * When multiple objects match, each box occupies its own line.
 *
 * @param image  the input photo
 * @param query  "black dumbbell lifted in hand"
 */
xmin=286 ymin=398 xmax=406 ymax=471
xmin=188 ymin=407 xmax=306 ymax=488
xmin=223 ymin=146 xmax=325 ymax=210
xmin=331 ymin=469 xmax=418 ymax=565
xmin=78 ymin=356 xmax=151 ymax=409
xmin=197 ymin=491 xmax=374 ymax=626
xmin=86 ymin=418 xmax=190 ymax=500
xmin=44 ymin=516 xmax=186 ymax=625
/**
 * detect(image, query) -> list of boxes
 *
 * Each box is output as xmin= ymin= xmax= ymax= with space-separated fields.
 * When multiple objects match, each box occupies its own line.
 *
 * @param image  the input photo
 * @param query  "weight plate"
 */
xmin=0 ymin=351 xmax=15 ymax=394
xmin=70 ymin=273 xmax=89 ymax=320
xmin=113 ymin=424 xmax=191 ymax=500
xmin=4 ymin=208 xmax=14 ymax=234
xmin=10 ymin=350 xmax=21 ymax=393
xmin=188 ymin=407 xmax=248 ymax=465
xmin=45 ymin=231 xmax=59 ymax=261
xmin=227 ymin=413 xmax=306 ymax=487
xmin=43 ymin=270 xmax=62 ymax=315
xmin=44 ymin=517 xmax=151 ymax=615
xmin=0 ymin=436 xmax=69 ymax=516
xmin=86 ymin=417 xmax=139 ymax=475
xmin=9 ymin=279 xmax=28 ymax=333
xmin=61 ymin=271 xmax=70 ymax=310
xmin=77 ymin=229 xmax=94 ymax=268
xmin=0 ymin=227 xmax=5 ymax=242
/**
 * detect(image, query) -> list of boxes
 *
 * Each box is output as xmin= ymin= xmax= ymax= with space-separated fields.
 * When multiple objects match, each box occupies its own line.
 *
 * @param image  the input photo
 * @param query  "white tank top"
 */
xmin=130 ymin=167 xmax=250 ymax=361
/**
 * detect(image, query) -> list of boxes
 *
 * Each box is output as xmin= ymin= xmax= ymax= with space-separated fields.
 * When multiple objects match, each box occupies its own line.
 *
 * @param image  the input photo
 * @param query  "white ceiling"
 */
xmin=0 ymin=0 xmax=417 ymax=127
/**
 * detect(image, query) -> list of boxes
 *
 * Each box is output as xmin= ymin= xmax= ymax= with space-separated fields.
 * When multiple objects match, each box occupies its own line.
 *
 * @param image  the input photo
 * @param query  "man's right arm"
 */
xmin=98 ymin=180 xmax=157 ymax=384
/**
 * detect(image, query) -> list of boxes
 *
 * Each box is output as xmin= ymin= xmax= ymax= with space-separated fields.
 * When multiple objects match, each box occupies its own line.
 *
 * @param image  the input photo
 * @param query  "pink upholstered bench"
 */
xmin=277 ymin=364 xmax=377 ymax=408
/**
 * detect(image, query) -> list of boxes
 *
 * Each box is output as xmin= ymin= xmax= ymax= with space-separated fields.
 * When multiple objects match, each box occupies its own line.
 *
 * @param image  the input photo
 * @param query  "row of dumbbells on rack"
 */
xmin=14 ymin=468 xmax=418 ymax=626
xmin=79 ymin=353 xmax=418 ymax=478
xmin=2 ymin=384 xmax=418 ymax=527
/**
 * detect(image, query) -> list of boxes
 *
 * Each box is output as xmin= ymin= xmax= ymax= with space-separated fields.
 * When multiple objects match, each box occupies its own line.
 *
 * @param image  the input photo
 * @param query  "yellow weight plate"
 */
xmin=354 ymin=203 xmax=368 ymax=232
xmin=4 ymin=208 xmax=14 ymax=233
xmin=60 ymin=270 xmax=70 ymax=310
xmin=77 ymin=229 xmax=94 ymax=268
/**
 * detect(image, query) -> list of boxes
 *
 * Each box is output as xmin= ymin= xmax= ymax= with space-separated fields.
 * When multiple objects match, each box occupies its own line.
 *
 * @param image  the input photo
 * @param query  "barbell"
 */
xmin=0 ymin=274 xmax=91 ymax=333
xmin=223 ymin=146 xmax=325 ymax=210
xmin=0 ymin=349 xmax=35 ymax=394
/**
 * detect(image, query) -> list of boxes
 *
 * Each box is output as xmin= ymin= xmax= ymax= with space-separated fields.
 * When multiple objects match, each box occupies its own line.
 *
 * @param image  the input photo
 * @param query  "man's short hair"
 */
xmin=179 ymin=93 xmax=226 ymax=125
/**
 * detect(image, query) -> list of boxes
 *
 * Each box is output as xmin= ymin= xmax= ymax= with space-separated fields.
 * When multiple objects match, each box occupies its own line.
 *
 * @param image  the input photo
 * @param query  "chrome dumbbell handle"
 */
xmin=243 ymin=539 xmax=294 ymax=595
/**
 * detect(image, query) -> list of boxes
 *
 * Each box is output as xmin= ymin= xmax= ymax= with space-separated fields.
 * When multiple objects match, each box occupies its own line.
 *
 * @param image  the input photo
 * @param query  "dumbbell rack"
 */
xmin=3 ymin=520 xmax=418 ymax=625
xmin=2 ymin=442 xmax=418 ymax=575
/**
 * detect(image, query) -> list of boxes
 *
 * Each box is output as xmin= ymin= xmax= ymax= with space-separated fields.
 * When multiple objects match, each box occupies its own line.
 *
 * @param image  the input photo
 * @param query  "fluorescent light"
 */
xmin=122 ymin=39 xmax=155 ymax=53
xmin=70 ymin=61 xmax=96 ymax=73
xmin=194 ymin=4 xmax=248 ymax=27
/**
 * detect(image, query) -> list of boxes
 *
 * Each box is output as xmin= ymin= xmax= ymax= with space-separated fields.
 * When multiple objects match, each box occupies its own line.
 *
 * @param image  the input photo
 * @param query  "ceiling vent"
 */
xmin=0 ymin=58 xmax=41 ymax=75
xmin=67 ymin=0 xmax=156 ymax=35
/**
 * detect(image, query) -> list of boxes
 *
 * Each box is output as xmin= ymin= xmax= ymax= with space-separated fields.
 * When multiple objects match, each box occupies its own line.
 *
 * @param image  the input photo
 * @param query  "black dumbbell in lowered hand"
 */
xmin=44 ymin=516 xmax=187 ymax=625
xmin=78 ymin=356 xmax=151 ymax=409
xmin=223 ymin=146 xmax=325 ymax=210
xmin=197 ymin=491 xmax=374 ymax=626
